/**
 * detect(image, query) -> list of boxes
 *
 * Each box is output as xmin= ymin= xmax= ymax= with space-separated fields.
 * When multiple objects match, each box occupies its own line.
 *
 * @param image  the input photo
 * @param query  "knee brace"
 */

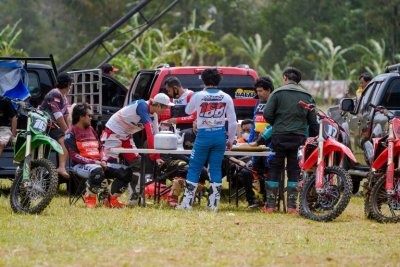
xmin=87 ymin=167 xmax=105 ymax=188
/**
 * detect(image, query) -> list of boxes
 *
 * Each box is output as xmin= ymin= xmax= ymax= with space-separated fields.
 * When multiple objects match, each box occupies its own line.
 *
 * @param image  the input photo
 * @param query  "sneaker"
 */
xmin=287 ymin=208 xmax=299 ymax=215
xmin=261 ymin=205 xmax=276 ymax=214
xmin=167 ymin=195 xmax=179 ymax=207
xmin=83 ymin=195 xmax=97 ymax=208
xmin=104 ymin=195 xmax=126 ymax=208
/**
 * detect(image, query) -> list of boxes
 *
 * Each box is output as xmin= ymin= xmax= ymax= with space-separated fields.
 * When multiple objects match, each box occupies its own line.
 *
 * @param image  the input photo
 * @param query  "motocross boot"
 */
xmin=104 ymin=194 xmax=126 ymax=208
xmin=176 ymin=181 xmax=197 ymax=210
xmin=83 ymin=194 xmax=97 ymax=208
xmin=262 ymin=181 xmax=278 ymax=213
xmin=287 ymin=183 xmax=299 ymax=215
xmin=207 ymin=182 xmax=222 ymax=212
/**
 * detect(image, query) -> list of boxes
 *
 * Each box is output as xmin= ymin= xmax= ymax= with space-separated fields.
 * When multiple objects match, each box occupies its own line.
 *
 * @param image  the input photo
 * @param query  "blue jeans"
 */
xmin=186 ymin=127 xmax=226 ymax=184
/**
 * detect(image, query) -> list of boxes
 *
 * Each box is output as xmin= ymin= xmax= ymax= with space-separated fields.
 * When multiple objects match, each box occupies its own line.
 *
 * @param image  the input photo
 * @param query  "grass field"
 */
xmin=0 ymin=183 xmax=400 ymax=267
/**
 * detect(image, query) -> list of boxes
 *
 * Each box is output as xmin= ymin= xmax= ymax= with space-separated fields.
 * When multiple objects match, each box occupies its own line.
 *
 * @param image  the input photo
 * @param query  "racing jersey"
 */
xmin=185 ymin=88 xmax=237 ymax=143
xmin=105 ymin=99 xmax=159 ymax=150
xmin=39 ymin=88 xmax=69 ymax=121
xmin=170 ymin=89 xmax=194 ymax=130
xmin=249 ymin=100 xmax=269 ymax=142
xmin=65 ymin=125 xmax=101 ymax=165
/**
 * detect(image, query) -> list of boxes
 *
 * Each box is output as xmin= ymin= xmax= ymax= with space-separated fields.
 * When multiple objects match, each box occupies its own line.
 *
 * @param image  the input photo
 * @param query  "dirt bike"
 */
xmin=364 ymin=105 xmax=400 ymax=223
xmin=4 ymin=97 xmax=63 ymax=214
xmin=297 ymin=100 xmax=355 ymax=222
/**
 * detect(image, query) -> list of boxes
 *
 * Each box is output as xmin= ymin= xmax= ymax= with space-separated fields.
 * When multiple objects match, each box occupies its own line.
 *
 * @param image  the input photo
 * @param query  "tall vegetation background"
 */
xmin=1 ymin=0 xmax=400 ymax=93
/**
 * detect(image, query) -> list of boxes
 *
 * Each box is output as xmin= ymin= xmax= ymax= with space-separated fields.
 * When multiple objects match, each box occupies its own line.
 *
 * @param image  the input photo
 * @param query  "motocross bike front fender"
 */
xmin=301 ymin=137 xmax=357 ymax=170
xmin=371 ymin=140 xmax=400 ymax=170
xmin=14 ymin=134 xmax=64 ymax=162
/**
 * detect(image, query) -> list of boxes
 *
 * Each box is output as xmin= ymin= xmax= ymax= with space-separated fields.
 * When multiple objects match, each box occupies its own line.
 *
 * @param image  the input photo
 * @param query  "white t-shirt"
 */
xmin=185 ymin=88 xmax=237 ymax=143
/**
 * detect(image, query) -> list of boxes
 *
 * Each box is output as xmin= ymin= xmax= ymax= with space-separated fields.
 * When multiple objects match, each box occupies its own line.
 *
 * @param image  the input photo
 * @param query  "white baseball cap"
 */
xmin=153 ymin=93 xmax=175 ymax=106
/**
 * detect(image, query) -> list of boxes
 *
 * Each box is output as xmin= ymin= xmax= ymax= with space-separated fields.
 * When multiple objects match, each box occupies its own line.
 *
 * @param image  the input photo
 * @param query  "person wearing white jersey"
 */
xmin=100 ymin=93 xmax=174 ymax=205
xmin=177 ymin=68 xmax=237 ymax=211
xmin=163 ymin=76 xmax=195 ymax=130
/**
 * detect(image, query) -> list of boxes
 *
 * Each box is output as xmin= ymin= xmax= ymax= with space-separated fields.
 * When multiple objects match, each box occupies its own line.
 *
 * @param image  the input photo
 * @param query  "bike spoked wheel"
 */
xmin=299 ymin=166 xmax=353 ymax=222
xmin=368 ymin=175 xmax=400 ymax=223
xmin=10 ymin=159 xmax=58 ymax=214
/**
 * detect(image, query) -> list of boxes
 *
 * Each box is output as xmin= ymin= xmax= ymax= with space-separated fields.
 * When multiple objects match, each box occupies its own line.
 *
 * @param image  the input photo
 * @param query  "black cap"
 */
xmin=100 ymin=63 xmax=119 ymax=74
xmin=56 ymin=72 xmax=72 ymax=88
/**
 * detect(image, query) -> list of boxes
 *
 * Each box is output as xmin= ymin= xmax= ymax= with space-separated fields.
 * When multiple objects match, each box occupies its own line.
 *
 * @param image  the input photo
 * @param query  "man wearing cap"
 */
xmin=100 ymin=93 xmax=174 ymax=205
xmin=39 ymin=72 xmax=71 ymax=178
xmin=100 ymin=63 xmax=119 ymax=77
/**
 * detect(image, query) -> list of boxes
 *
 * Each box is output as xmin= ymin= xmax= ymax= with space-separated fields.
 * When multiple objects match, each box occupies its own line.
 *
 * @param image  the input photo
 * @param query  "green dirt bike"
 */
xmin=4 ymin=97 xmax=63 ymax=214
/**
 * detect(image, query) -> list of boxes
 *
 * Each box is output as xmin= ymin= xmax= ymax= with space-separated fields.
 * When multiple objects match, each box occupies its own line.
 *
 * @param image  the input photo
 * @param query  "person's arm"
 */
xmin=48 ymin=92 xmax=69 ymax=132
xmin=185 ymin=93 xmax=197 ymax=115
xmin=136 ymin=102 xmax=160 ymax=160
xmin=263 ymin=95 xmax=276 ymax=125
xmin=226 ymin=97 xmax=237 ymax=146
xmin=175 ymin=92 xmax=196 ymax=124
xmin=248 ymin=104 xmax=257 ymax=143
xmin=64 ymin=131 xmax=97 ymax=165
xmin=10 ymin=116 xmax=17 ymax=137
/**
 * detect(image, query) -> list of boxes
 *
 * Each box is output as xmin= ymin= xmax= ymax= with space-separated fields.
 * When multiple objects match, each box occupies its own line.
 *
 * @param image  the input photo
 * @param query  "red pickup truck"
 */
xmin=125 ymin=64 xmax=259 ymax=121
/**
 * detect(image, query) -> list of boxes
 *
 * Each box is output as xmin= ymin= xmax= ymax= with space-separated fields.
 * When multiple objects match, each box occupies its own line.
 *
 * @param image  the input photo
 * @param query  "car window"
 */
xmin=359 ymin=82 xmax=376 ymax=113
xmin=131 ymin=72 xmax=155 ymax=101
xmin=381 ymin=78 xmax=400 ymax=109
xmin=27 ymin=72 xmax=41 ymax=98
xmin=160 ymin=74 xmax=256 ymax=100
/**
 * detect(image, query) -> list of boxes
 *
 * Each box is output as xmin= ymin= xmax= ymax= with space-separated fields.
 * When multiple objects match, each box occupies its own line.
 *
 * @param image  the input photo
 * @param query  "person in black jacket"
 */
xmin=263 ymin=66 xmax=318 ymax=214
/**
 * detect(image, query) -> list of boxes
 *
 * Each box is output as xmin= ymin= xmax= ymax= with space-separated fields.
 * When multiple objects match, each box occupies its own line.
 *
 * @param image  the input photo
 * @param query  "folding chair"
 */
xmin=66 ymin=158 xmax=87 ymax=206
xmin=67 ymin=170 xmax=87 ymax=205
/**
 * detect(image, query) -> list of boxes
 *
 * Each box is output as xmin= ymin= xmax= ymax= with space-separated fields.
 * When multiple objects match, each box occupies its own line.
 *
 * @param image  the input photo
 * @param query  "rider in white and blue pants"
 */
xmin=177 ymin=68 xmax=237 ymax=210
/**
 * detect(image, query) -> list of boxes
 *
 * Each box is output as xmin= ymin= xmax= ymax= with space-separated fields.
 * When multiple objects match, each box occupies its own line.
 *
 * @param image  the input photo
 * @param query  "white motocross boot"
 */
xmin=176 ymin=181 xmax=198 ymax=210
xmin=207 ymin=182 xmax=222 ymax=211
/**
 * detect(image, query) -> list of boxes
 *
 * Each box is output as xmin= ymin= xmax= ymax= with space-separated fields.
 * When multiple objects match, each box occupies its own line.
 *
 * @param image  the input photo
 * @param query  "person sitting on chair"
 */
xmin=65 ymin=103 xmax=133 ymax=208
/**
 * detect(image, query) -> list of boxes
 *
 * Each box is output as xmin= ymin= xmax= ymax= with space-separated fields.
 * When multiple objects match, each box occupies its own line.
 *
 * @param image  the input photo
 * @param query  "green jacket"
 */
xmin=263 ymin=82 xmax=318 ymax=136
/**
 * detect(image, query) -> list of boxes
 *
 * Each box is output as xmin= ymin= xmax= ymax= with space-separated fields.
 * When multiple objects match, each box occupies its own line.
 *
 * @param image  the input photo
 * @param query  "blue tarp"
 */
xmin=0 ymin=61 xmax=30 ymax=100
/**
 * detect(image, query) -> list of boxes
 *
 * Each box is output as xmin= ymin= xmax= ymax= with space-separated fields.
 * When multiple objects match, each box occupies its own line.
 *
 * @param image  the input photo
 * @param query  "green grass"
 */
xmin=0 ymin=184 xmax=399 ymax=267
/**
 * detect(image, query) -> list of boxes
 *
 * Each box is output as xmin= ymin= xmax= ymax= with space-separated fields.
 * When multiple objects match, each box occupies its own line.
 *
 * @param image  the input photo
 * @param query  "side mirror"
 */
xmin=340 ymin=98 xmax=355 ymax=114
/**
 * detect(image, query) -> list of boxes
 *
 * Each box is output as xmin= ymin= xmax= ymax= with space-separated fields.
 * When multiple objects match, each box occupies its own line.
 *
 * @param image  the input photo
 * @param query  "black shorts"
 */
xmin=49 ymin=128 xmax=64 ymax=141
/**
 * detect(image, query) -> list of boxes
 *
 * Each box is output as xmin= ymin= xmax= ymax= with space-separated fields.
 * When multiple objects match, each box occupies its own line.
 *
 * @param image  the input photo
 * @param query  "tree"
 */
xmin=355 ymin=39 xmax=390 ymax=76
xmin=238 ymin=34 xmax=271 ymax=76
xmin=307 ymin=37 xmax=352 ymax=104
xmin=0 ymin=21 xmax=27 ymax=57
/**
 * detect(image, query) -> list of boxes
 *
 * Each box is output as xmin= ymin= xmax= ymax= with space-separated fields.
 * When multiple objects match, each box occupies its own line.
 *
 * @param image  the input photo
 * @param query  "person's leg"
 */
xmin=73 ymin=164 xmax=104 ymax=208
xmin=177 ymin=132 xmax=210 ymax=210
xmin=0 ymin=127 xmax=11 ymax=157
xmin=240 ymin=168 xmax=257 ymax=207
xmin=263 ymin=135 xmax=285 ymax=213
xmin=206 ymin=131 xmax=226 ymax=211
xmin=285 ymin=135 xmax=305 ymax=214
xmin=57 ymin=136 xmax=70 ymax=178
xmin=105 ymin=163 xmax=133 ymax=208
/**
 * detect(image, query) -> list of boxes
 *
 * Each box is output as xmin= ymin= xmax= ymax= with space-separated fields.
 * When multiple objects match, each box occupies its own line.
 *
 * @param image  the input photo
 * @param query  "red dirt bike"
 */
xmin=297 ymin=101 xmax=356 ymax=222
xmin=365 ymin=105 xmax=400 ymax=223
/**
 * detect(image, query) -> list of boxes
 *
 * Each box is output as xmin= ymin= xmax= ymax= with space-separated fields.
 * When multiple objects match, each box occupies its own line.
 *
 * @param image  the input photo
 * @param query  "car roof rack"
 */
xmin=384 ymin=63 xmax=400 ymax=73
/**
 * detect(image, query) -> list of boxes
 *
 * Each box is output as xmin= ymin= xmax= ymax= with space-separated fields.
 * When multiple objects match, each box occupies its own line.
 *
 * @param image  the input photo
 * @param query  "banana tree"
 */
xmin=239 ymin=33 xmax=271 ymax=76
xmin=307 ymin=37 xmax=351 ymax=104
